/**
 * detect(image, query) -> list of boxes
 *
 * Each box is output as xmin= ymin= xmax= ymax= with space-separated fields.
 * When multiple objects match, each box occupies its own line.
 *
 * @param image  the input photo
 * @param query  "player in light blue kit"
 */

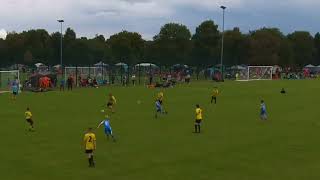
xmin=97 ymin=116 xmax=116 ymax=142
xmin=260 ymin=100 xmax=267 ymax=120
xmin=11 ymin=81 xmax=19 ymax=100
xmin=155 ymin=100 xmax=163 ymax=119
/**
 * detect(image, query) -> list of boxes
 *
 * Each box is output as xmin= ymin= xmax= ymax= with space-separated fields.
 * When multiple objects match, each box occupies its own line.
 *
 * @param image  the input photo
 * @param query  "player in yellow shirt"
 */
xmin=211 ymin=87 xmax=219 ymax=104
xmin=195 ymin=104 xmax=203 ymax=133
xmin=107 ymin=93 xmax=117 ymax=113
xmin=157 ymin=91 xmax=164 ymax=104
xmin=83 ymin=128 xmax=96 ymax=167
xmin=25 ymin=107 xmax=34 ymax=131
xmin=156 ymin=91 xmax=168 ymax=114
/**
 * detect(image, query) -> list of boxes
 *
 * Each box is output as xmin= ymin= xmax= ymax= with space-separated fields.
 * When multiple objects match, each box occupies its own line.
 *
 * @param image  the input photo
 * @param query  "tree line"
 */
xmin=0 ymin=20 xmax=320 ymax=68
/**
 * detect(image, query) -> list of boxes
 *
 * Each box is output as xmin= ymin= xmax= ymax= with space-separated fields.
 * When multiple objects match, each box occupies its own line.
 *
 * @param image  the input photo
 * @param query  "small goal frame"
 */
xmin=0 ymin=70 xmax=20 ymax=91
xmin=236 ymin=66 xmax=273 ymax=81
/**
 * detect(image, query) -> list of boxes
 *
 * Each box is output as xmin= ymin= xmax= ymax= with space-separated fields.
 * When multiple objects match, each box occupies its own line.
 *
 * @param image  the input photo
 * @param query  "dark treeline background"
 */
xmin=1 ymin=20 xmax=320 ymax=68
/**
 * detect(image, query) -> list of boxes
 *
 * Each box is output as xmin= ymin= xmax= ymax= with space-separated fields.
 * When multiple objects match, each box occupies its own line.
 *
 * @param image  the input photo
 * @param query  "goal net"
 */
xmin=236 ymin=66 xmax=273 ymax=81
xmin=0 ymin=70 xmax=20 ymax=92
xmin=64 ymin=67 xmax=108 ymax=85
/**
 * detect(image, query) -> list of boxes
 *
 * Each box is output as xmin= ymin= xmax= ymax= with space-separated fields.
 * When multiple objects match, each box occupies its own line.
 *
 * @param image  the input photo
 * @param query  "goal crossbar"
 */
xmin=236 ymin=66 xmax=273 ymax=81
xmin=64 ymin=67 xmax=107 ymax=82
xmin=0 ymin=70 xmax=20 ymax=90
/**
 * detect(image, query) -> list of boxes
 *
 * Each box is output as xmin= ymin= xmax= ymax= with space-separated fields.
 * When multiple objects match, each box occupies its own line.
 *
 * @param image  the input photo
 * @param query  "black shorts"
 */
xmin=13 ymin=92 xmax=18 ymax=95
xmin=107 ymin=102 xmax=113 ymax=107
xmin=195 ymin=119 xmax=202 ymax=124
xmin=159 ymin=100 xmax=163 ymax=105
xmin=85 ymin=150 xmax=93 ymax=154
xmin=26 ymin=119 xmax=33 ymax=123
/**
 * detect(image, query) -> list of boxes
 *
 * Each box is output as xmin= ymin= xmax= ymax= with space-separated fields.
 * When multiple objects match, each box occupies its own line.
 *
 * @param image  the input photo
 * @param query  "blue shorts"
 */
xmin=260 ymin=113 xmax=267 ymax=120
xmin=104 ymin=127 xmax=112 ymax=135
xmin=156 ymin=105 xmax=162 ymax=112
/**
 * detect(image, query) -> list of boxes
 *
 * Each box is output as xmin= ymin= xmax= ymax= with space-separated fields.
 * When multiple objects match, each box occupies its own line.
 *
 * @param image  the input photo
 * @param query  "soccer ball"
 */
xmin=100 ymin=109 xmax=105 ymax=113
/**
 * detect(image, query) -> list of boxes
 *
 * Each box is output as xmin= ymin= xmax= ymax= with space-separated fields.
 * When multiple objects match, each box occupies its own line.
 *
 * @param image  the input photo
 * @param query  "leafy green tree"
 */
xmin=152 ymin=23 xmax=192 ymax=65
xmin=0 ymin=39 xmax=8 ymax=66
xmin=314 ymin=33 xmax=320 ymax=65
xmin=50 ymin=32 xmax=62 ymax=65
xmin=288 ymin=31 xmax=314 ymax=66
xmin=5 ymin=32 xmax=26 ymax=64
xmin=279 ymin=39 xmax=294 ymax=66
xmin=23 ymin=50 xmax=33 ymax=64
xmin=87 ymin=35 xmax=108 ymax=64
xmin=0 ymin=25 xmax=319 ymax=69
xmin=224 ymin=27 xmax=246 ymax=65
xmin=192 ymin=20 xmax=220 ymax=66
xmin=247 ymin=28 xmax=284 ymax=65
xmin=64 ymin=28 xmax=76 ymax=44
xmin=106 ymin=31 xmax=145 ymax=65
xmin=22 ymin=29 xmax=52 ymax=64
xmin=64 ymin=39 xmax=90 ymax=66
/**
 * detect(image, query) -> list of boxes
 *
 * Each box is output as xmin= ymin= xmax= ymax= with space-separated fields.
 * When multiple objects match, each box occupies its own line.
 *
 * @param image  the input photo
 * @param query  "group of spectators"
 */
xmin=60 ymin=76 xmax=102 ymax=91
xmin=116 ymin=71 xmax=191 ymax=87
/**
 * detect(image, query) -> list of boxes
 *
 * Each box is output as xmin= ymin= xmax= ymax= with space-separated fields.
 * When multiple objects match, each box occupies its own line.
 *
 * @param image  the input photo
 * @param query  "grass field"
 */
xmin=1 ymin=80 xmax=320 ymax=180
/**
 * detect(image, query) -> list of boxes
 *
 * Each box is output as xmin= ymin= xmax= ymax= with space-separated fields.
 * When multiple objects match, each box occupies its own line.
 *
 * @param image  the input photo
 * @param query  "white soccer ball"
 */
xmin=100 ymin=109 xmax=105 ymax=113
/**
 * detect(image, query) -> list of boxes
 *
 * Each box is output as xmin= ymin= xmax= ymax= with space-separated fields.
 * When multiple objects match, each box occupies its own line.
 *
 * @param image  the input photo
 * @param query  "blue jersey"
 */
xmin=103 ymin=119 xmax=112 ymax=135
xmin=103 ymin=119 xmax=111 ymax=129
xmin=12 ymin=84 xmax=19 ymax=93
xmin=260 ymin=103 xmax=267 ymax=114
xmin=156 ymin=101 xmax=162 ymax=111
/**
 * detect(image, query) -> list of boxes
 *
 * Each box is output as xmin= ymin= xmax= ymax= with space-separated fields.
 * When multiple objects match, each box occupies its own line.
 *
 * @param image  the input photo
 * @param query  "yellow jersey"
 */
xmin=84 ymin=133 xmax=96 ymax=150
xmin=25 ymin=111 xmax=32 ymax=119
xmin=157 ymin=92 xmax=164 ymax=101
xmin=109 ymin=96 xmax=117 ymax=104
xmin=212 ymin=89 xmax=219 ymax=97
xmin=196 ymin=108 xmax=203 ymax=120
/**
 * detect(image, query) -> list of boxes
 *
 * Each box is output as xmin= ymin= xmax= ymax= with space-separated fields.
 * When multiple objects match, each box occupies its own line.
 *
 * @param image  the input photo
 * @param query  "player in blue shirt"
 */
xmin=97 ymin=116 xmax=116 ymax=142
xmin=11 ymin=82 xmax=19 ymax=100
xmin=260 ymin=100 xmax=267 ymax=120
xmin=60 ymin=79 xmax=65 ymax=91
xmin=155 ymin=100 xmax=163 ymax=119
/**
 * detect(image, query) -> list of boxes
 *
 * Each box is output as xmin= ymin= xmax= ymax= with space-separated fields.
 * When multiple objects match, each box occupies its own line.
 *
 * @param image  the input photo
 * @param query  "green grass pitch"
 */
xmin=1 ymin=80 xmax=320 ymax=180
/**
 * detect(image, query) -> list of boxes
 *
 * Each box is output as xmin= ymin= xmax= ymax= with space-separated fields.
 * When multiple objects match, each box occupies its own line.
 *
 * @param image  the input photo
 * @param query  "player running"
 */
xmin=157 ymin=91 xmax=164 ymax=104
xmin=156 ymin=91 xmax=167 ymax=113
xmin=155 ymin=100 xmax=164 ymax=119
xmin=97 ymin=115 xmax=116 ymax=142
xmin=83 ymin=128 xmax=97 ymax=167
xmin=25 ymin=107 xmax=35 ymax=131
xmin=194 ymin=104 xmax=203 ymax=133
xmin=211 ymin=87 xmax=219 ymax=104
xmin=107 ymin=93 xmax=117 ymax=113
xmin=260 ymin=100 xmax=267 ymax=120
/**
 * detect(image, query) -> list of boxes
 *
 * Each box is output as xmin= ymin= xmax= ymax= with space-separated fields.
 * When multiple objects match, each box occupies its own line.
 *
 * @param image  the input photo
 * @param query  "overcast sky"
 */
xmin=0 ymin=0 xmax=319 ymax=40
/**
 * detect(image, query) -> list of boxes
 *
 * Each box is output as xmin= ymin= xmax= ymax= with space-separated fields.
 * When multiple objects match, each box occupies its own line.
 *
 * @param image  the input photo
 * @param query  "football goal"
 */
xmin=64 ymin=67 xmax=108 ymax=84
xmin=0 ymin=70 xmax=20 ymax=92
xmin=236 ymin=66 xmax=273 ymax=81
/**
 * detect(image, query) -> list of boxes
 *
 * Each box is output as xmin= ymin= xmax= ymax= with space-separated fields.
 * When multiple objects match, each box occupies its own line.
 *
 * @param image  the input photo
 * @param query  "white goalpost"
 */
xmin=64 ymin=67 xmax=107 ymax=84
xmin=0 ymin=70 xmax=20 ymax=92
xmin=236 ymin=66 xmax=273 ymax=81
